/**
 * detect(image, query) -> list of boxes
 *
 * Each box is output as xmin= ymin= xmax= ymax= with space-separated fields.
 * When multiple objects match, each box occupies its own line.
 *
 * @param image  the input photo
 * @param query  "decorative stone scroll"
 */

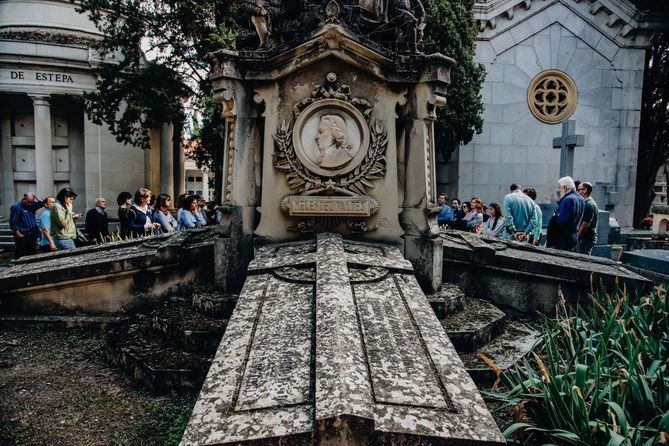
xmin=527 ymin=69 xmax=577 ymax=124
xmin=180 ymin=233 xmax=505 ymax=445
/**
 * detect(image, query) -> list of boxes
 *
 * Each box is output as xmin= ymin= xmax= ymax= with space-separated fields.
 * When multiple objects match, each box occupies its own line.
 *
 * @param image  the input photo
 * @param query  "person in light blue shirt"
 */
xmin=523 ymin=188 xmax=543 ymax=245
xmin=38 ymin=196 xmax=56 ymax=252
xmin=501 ymin=183 xmax=537 ymax=242
xmin=436 ymin=193 xmax=454 ymax=227
xmin=179 ymin=196 xmax=202 ymax=230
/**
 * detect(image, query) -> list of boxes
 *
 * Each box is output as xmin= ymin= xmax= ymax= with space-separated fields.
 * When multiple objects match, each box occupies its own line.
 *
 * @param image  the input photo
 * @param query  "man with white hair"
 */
xmin=85 ymin=197 xmax=110 ymax=244
xmin=9 ymin=192 xmax=44 ymax=258
xmin=547 ymin=176 xmax=584 ymax=251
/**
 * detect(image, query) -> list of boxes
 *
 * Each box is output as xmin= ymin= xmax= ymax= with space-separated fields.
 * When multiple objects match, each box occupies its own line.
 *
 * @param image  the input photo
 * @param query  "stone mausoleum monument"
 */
xmin=181 ymin=0 xmax=505 ymax=444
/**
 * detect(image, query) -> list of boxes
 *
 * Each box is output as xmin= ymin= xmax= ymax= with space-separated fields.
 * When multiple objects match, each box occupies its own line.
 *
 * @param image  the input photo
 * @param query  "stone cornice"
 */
xmin=473 ymin=0 xmax=658 ymax=46
xmin=0 ymin=29 xmax=99 ymax=48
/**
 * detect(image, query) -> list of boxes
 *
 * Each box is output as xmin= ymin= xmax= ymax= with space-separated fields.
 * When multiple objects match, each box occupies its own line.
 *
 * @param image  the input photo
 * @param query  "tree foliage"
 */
xmin=76 ymin=0 xmax=235 ymax=147
xmin=633 ymin=29 xmax=669 ymax=226
xmin=78 ymin=0 xmax=482 ymax=197
xmin=423 ymin=0 xmax=485 ymax=162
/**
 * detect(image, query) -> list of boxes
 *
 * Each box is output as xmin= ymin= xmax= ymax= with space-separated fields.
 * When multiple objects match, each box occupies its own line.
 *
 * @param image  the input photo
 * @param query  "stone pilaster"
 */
xmin=174 ymin=136 xmax=185 ymax=198
xmin=0 ymin=103 xmax=14 ymax=215
xmin=159 ymin=122 xmax=174 ymax=199
xmin=400 ymin=71 xmax=449 ymax=293
xmin=214 ymin=77 xmax=259 ymax=236
xmin=30 ymin=95 xmax=54 ymax=198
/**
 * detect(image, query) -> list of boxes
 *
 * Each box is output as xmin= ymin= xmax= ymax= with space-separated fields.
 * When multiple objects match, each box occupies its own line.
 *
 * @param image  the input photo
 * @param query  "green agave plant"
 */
xmin=488 ymin=284 xmax=669 ymax=446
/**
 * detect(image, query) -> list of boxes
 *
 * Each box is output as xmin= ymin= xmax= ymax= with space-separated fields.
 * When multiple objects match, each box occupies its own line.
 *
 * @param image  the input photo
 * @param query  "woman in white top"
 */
xmin=482 ymin=202 xmax=505 ymax=237
xmin=154 ymin=194 xmax=178 ymax=233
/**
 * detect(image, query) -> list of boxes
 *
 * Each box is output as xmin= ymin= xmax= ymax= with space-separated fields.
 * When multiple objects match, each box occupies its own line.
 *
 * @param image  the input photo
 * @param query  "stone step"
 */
xmin=105 ymin=318 xmax=213 ymax=394
xmin=0 ymin=235 xmax=14 ymax=242
xmin=0 ymin=314 xmax=127 ymax=329
xmin=459 ymin=321 xmax=543 ymax=387
xmin=191 ymin=287 xmax=238 ymax=318
xmin=150 ymin=298 xmax=228 ymax=354
xmin=427 ymin=283 xmax=465 ymax=318
xmin=441 ymin=298 xmax=506 ymax=353
xmin=0 ymin=242 xmax=14 ymax=251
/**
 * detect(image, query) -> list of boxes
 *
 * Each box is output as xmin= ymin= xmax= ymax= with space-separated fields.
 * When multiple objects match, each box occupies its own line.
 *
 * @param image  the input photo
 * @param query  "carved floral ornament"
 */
xmin=273 ymin=73 xmax=387 ymax=232
xmin=527 ymin=70 xmax=578 ymax=124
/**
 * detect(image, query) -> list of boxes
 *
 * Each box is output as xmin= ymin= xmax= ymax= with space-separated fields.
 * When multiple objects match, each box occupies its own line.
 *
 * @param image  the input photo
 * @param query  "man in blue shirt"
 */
xmin=546 ymin=176 xmax=585 ymax=251
xmin=502 ymin=183 xmax=537 ymax=241
xmin=436 ymin=193 xmax=454 ymax=228
xmin=9 ymin=192 xmax=44 ymax=259
xmin=38 ymin=196 xmax=57 ymax=253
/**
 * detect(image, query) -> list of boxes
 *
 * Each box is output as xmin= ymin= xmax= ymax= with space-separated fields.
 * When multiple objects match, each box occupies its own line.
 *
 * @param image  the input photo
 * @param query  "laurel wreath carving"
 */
xmin=274 ymin=119 xmax=387 ymax=196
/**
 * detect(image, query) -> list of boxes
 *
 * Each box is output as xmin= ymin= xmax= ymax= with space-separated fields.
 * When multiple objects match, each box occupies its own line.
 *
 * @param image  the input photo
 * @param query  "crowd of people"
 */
xmin=8 ymin=186 xmax=224 ymax=259
xmin=436 ymin=176 xmax=599 ymax=255
xmin=9 ymin=176 xmax=599 ymax=260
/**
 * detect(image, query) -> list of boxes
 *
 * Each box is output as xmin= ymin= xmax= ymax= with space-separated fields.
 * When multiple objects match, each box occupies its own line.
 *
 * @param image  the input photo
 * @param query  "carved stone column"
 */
xmin=214 ymin=78 xmax=259 ymax=236
xmin=400 ymin=61 xmax=450 ymax=293
xmin=30 ymin=95 xmax=54 ymax=198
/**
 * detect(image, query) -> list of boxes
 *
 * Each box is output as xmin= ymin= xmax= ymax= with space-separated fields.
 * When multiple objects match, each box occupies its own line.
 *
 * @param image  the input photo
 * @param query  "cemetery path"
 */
xmin=0 ymin=326 xmax=194 ymax=446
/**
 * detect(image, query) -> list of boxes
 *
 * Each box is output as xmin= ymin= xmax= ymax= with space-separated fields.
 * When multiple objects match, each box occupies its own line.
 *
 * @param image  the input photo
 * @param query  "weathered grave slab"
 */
xmin=621 ymin=249 xmax=669 ymax=276
xmin=180 ymin=233 xmax=504 ymax=445
xmin=441 ymin=231 xmax=651 ymax=313
xmin=0 ymin=228 xmax=217 ymax=314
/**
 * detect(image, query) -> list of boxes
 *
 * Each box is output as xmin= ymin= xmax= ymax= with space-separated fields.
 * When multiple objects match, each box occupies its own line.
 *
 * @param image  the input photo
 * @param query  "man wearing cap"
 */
xmin=9 ymin=192 xmax=44 ymax=258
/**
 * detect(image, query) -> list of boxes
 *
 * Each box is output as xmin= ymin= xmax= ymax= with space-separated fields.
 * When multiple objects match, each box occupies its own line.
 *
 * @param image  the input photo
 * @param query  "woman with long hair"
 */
xmin=154 ymin=194 xmax=178 ymax=233
xmin=482 ymin=202 xmax=505 ymax=237
xmin=464 ymin=196 xmax=485 ymax=233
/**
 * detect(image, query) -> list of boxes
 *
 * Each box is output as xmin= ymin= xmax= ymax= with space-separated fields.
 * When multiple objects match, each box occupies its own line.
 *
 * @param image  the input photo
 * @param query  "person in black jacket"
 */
xmin=85 ymin=197 xmax=110 ymax=244
xmin=116 ymin=191 xmax=132 ymax=239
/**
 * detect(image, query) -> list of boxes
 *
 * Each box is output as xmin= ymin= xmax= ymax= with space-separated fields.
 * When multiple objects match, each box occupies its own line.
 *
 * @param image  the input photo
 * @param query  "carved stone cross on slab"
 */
xmin=180 ymin=233 xmax=504 ymax=445
xmin=552 ymin=120 xmax=585 ymax=178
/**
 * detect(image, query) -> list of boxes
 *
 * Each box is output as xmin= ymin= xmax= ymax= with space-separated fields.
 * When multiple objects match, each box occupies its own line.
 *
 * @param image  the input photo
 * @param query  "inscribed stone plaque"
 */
xmin=282 ymin=195 xmax=374 ymax=217
xmin=355 ymin=277 xmax=452 ymax=410
xmin=234 ymin=276 xmax=313 ymax=411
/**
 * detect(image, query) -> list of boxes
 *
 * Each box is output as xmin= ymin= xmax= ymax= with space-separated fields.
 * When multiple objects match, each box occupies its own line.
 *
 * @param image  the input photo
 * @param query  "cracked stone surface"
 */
xmin=180 ymin=233 xmax=505 ymax=445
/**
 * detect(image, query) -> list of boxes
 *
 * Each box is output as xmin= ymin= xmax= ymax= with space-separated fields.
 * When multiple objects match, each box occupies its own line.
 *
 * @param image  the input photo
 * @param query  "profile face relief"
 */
xmin=315 ymin=114 xmax=353 ymax=169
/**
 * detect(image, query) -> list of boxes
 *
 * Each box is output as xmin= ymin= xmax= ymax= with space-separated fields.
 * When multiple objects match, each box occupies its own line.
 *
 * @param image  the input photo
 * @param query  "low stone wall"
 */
xmin=0 ymin=229 xmax=217 ymax=315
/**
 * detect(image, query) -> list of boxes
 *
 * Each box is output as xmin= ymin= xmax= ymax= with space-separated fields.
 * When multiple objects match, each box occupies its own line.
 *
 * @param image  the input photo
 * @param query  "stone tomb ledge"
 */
xmin=441 ymin=232 xmax=652 ymax=314
xmin=181 ymin=233 xmax=504 ymax=446
xmin=0 ymin=228 xmax=216 ymax=314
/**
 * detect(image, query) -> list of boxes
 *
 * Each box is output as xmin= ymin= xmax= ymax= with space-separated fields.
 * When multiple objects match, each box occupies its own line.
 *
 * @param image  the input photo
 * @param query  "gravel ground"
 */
xmin=0 ymin=326 xmax=194 ymax=446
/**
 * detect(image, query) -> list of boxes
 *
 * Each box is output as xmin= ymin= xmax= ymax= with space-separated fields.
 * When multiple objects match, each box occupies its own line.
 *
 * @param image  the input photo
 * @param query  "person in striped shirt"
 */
xmin=9 ymin=192 xmax=44 ymax=259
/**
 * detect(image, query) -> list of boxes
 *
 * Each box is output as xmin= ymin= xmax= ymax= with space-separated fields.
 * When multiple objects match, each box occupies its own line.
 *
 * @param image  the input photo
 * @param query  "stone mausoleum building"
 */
xmin=440 ymin=0 xmax=655 ymax=227
xmin=0 ymin=0 xmax=183 ymax=217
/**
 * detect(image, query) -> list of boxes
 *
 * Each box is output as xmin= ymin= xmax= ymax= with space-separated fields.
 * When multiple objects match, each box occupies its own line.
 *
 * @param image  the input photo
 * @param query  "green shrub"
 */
xmin=488 ymin=285 xmax=669 ymax=445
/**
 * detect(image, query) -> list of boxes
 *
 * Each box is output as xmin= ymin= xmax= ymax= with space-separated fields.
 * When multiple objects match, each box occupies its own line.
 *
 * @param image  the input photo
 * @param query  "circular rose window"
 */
xmin=527 ymin=70 xmax=577 ymax=124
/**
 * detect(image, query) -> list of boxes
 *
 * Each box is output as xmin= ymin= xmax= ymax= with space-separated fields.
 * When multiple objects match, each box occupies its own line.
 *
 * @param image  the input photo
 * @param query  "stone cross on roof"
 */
xmin=552 ymin=120 xmax=585 ymax=178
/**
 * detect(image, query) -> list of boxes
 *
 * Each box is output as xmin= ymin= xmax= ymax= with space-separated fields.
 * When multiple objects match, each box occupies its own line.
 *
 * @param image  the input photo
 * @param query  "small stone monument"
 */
xmin=651 ymin=205 xmax=669 ymax=240
xmin=209 ymin=0 xmax=452 ymax=292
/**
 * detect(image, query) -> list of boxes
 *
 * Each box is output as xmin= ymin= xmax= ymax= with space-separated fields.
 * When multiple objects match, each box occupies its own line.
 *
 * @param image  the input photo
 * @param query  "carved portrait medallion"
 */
xmin=293 ymin=99 xmax=370 ymax=177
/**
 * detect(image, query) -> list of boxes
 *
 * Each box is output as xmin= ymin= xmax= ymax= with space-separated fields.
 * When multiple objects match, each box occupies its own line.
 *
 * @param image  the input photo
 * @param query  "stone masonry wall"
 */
xmin=438 ymin=1 xmax=646 ymax=226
